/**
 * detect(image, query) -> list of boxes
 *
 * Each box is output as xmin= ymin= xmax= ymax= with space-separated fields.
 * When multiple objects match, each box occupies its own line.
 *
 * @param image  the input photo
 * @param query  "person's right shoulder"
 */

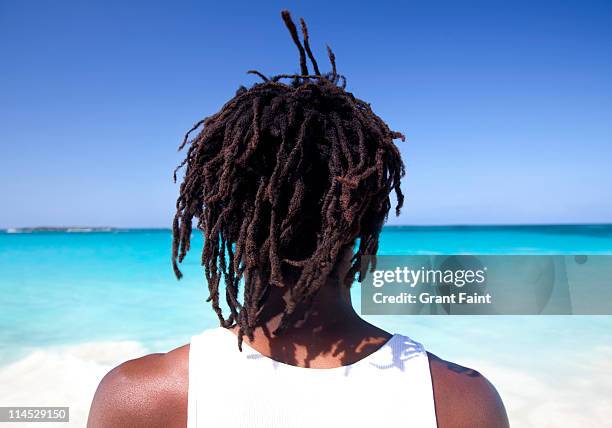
xmin=428 ymin=352 xmax=510 ymax=428
xmin=87 ymin=344 xmax=189 ymax=428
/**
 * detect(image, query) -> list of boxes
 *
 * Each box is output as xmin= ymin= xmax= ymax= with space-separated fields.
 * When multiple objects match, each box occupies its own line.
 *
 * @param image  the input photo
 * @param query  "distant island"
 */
xmin=4 ymin=227 xmax=118 ymax=233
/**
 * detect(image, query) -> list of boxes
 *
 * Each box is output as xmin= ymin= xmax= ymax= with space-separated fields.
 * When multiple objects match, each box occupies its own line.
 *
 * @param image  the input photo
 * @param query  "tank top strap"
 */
xmin=187 ymin=329 xmax=227 ymax=428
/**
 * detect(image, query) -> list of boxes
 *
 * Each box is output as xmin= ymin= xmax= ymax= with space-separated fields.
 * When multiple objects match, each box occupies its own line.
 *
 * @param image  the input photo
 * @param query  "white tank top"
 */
xmin=187 ymin=327 xmax=438 ymax=428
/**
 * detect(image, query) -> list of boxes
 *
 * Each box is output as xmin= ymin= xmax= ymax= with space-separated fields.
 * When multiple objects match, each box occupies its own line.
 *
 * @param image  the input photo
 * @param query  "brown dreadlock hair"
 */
xmin=172 ymin=10 xmax=405 ymax=349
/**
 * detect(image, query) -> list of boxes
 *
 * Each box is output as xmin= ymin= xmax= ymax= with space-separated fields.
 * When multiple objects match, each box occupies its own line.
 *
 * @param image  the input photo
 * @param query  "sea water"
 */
xmin=1 ymin=226 xmax=611 ymax=427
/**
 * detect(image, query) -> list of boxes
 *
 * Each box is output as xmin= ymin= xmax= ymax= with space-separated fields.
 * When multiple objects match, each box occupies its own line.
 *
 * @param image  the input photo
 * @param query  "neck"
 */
xmin=230 ymin=282 xmax=391 ymax=368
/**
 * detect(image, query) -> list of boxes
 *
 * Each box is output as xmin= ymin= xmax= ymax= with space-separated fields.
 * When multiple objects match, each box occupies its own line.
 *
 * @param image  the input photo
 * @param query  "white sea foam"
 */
xmin=472 ymin=345 xmax=612 ymax=427
xmin=0 ymin=341 xmax=148 ymax=427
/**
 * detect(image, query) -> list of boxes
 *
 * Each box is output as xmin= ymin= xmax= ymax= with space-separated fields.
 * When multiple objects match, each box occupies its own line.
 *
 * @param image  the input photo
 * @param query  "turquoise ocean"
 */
xmin=1 ymin=225 xmax=611 ymax=427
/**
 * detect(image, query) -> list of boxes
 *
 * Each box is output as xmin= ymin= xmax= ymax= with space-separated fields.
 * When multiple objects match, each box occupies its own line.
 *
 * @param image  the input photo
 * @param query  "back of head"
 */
xmin=172 ymin=10 xmax=405 ymax=347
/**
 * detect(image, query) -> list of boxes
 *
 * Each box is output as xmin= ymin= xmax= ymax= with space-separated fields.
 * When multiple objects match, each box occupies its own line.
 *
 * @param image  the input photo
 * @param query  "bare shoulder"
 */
xmin=427 ymin=352 xmax=509 ymax=428
xmin=87 ymin=344 xmax=190 ymax=428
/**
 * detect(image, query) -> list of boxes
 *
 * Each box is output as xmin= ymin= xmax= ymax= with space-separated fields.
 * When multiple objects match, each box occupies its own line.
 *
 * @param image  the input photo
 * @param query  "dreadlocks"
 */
xmin=172 ymin=10 xmax=405 ymax=349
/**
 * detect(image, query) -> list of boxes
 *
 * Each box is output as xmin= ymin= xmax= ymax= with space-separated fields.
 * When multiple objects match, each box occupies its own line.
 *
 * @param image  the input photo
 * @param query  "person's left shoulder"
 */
xmin=87 ymin=344 xmax=189 ymax=428
xmin=427 ymin=352 xmax=509 ymax=428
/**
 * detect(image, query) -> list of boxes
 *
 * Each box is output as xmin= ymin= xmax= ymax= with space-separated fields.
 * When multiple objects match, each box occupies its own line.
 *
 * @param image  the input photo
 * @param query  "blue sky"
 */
xmin=1 ymin=0 xmax=611 ymax=227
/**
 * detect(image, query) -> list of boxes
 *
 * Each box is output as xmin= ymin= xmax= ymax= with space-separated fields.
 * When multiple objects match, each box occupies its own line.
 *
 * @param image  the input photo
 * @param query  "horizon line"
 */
xmin=3 ymin=223 xmax=612 ymax=232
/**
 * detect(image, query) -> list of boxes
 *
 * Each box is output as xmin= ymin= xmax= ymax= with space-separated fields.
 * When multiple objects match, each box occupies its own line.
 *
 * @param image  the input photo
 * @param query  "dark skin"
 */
xmin=88 ymin=249 xmax=510 ymax=428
